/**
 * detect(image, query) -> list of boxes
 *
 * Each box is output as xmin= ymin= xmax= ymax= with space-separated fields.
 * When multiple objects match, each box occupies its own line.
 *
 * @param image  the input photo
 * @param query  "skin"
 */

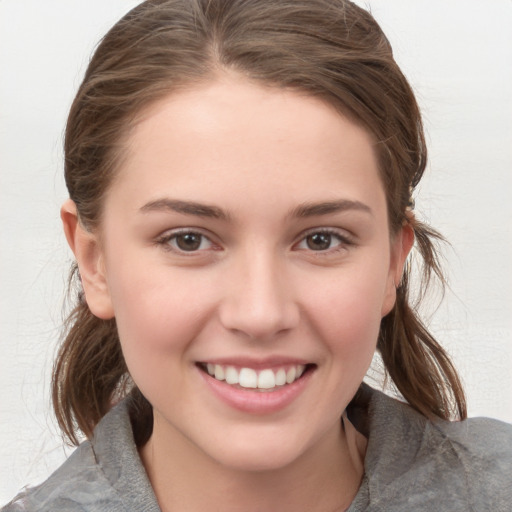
xmin=62 ymin=73 xmax=413 ymax=511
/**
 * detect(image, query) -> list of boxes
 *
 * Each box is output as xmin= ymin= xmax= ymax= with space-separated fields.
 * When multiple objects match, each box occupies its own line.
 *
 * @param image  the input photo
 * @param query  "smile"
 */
xmin=197 ymin=360 xmax=315 ymax=414
xmin=201 ymin=363 xmax=307 ymax=391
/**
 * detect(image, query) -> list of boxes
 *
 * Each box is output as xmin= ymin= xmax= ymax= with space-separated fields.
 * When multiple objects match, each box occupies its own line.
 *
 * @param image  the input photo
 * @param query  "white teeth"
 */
xmin=225 ymin=366 xmax=239 ymax=385
xmin=275 ymin=368 xmax=286 ymax=386
xmin=258 ymin=369 xmax=276 ymax=389
xmin=286 ymin=366 xmax=296 ymax=384
xmin=239 ymin=368 xmax=258 ymax=388
xmin=205 ymin=363 xmax=308 ymax=390
xmin=214 ymin=365 xmax=225 ymax=381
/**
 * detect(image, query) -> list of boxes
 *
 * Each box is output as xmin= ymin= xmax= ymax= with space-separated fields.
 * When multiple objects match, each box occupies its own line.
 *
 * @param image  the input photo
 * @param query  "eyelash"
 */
xmin=155 ymin=228 xmax=355 ymax=255
xmin=295 ymin=228 xmax=354 ymax=251
xmin=155 ymin=228 xmax=217 ymax=254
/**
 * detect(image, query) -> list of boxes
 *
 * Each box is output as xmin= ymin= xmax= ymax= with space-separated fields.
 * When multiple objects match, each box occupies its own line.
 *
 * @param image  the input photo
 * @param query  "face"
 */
xmin=68 ymin=75 xmax=410 ymax=472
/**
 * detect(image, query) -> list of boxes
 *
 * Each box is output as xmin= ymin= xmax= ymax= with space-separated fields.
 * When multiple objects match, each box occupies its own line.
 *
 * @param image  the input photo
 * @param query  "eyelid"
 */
xmin=293 ymin=227 xmax=355 ymax=251
xmin=155 ymin=227 xmax=220 ymax=253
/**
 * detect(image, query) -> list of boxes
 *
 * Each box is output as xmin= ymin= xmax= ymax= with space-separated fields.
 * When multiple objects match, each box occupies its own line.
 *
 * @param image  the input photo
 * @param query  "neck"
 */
xmin=140 ymin=413 xmax=365 ymax=512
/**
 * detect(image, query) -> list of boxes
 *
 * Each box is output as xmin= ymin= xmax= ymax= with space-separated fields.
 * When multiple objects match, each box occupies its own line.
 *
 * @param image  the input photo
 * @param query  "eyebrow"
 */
xmin=290 ymin=199 xmax=373 ymax=218
xmin=140 ymin=199 xmax=230 ymax=220
xmin=139 ymin=198 xmax=372 ymax=221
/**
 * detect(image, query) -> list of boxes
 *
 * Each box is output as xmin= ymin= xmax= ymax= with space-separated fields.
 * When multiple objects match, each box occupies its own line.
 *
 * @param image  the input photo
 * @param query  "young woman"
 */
xmin=3 ymin=1 xmax=511 ymax=510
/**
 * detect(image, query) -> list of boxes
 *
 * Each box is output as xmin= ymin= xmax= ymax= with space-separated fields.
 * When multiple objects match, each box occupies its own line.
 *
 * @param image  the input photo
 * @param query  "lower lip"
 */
xmin=198 ymin=367 xmax=314 ymax=414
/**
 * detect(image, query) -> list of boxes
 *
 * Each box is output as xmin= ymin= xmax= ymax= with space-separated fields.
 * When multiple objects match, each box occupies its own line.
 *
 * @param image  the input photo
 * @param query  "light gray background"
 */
xmin=1 ymin=0 xmax=511 ymax=503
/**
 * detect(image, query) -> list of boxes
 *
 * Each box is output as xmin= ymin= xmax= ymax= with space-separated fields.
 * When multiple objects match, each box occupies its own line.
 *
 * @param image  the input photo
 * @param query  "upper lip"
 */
xmin=196 ymin=356 xmax=312 ymax=370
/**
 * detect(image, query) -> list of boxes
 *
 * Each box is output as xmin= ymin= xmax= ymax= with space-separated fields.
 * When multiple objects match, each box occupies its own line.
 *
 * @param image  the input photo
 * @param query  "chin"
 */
xmin=203 ymin=427 xmax=312 ymax=473
xmin=214 ymin=448 xmax=299 ymax=473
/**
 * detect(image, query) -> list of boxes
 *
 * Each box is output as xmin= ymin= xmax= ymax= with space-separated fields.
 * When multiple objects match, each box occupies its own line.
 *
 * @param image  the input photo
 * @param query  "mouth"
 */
xmin=197 ymin=362 xmax=315 ymax=392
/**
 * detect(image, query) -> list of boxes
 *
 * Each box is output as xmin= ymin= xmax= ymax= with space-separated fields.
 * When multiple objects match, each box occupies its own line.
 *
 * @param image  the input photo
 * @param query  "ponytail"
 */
xmin=378 ymin=220 xmax=467 ymax=421
xmin=52 ymin=267 xmax=129 ymax=444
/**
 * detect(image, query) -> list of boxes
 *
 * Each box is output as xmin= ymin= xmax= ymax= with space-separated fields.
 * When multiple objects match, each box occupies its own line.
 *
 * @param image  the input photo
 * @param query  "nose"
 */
xmin=218 ymin=249 xmax=300 ymax=341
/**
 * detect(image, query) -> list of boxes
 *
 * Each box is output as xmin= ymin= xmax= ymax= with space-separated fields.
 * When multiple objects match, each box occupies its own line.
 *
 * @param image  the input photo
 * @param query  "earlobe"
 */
xmin=394 ymin=223 xmax=415 ymax=287
xmin=381 ymin=222 xmax=415 ymax=316
xmin=60 ymin=199 xmax=114 ymax=320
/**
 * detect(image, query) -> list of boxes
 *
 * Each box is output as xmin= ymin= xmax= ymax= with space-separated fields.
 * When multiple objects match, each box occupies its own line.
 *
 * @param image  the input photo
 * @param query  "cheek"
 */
xmin=105 ymin=259 xmax=216 ymax=372
xmin=303 ymin=261 xmax=389 ymax=353
xmin=108 ymin=269 xmax=223 ymax=408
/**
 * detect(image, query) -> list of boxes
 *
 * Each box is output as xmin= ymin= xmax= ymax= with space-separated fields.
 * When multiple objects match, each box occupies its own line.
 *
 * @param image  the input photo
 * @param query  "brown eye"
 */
xmin=174 ymin=233 xmax=204 ymax=251
xmin=156 ymin=230 xmax=216 ymax=255
xmin=306 ymin=233 xmax=333 ymax=251
xmin=295 ymin=229 xmax=352 ymax=254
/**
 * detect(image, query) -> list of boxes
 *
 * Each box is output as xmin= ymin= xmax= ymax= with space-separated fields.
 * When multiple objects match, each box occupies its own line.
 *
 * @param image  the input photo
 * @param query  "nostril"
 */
xmin=218 ymin=300 xmax=300 ymax=340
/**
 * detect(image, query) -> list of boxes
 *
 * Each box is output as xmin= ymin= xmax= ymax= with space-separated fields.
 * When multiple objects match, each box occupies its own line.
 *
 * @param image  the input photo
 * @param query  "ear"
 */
xmin=381 ymin=221 xmax=415 ymax=317
xmin=61 ymin=199 xmax=114 ymax=319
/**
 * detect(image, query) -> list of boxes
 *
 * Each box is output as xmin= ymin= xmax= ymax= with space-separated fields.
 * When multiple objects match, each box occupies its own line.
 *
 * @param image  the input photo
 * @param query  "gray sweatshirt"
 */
xmin=3 ymin=385 xmax=512 ymax=511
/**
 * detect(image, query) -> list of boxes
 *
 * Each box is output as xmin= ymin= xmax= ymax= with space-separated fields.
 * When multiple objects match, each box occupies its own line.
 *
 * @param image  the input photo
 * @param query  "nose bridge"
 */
xmin=219 ymin=243 xmax=299 ymax=339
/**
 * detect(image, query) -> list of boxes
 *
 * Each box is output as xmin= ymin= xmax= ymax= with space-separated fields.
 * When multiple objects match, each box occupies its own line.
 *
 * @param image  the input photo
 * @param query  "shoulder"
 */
xmin=1 ymin=400 xmax=159 ymax=512
xmin=435 ymin=412 xmax=512 ymax=456
xmin=1 ymin=441 xmax=113 ymax=511
xmin=432 ymin=414 xmax=512 ymax=491
xmin=359 ymin=385 xmax=512 ymax=511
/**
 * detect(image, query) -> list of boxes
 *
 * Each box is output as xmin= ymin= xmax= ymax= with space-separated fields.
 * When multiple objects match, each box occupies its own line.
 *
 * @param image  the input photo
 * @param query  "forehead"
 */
xmin=106 ymin=75 xmax=386 ymax=218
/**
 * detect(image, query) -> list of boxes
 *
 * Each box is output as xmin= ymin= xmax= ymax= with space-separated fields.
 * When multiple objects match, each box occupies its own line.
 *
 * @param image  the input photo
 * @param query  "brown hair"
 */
xmin=53 ymin=0 xmax=466 ymax=445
